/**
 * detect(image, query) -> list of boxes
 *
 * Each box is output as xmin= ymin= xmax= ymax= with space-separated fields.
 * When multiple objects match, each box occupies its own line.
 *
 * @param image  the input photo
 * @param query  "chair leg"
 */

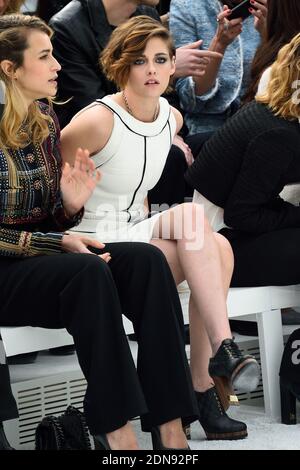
xmin=257 ymin=308 xmax=284 ymax=420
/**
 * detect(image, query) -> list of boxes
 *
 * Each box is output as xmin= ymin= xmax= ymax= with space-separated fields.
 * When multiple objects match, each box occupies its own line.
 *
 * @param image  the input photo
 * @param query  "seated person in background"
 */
xmin=0 ymin=13 xmax=201 ymax=450
xmin=169 ymin=0 xmax=267 ymax=136
xmin=244 ymin=0 xmax=300 ymax=103
xmin=61 ymin=15 xmax=261 ymax=441
xmin=186 ymin=32 xmax=300 ymax=288
xmin=49 ymin=0 xmax=221 ymax=208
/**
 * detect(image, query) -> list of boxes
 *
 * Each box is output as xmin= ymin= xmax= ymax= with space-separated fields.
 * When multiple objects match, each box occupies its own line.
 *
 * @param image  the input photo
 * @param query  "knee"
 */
xmin=215 ymin=233 xmax=234 ymax=271
xmin=72 ymin=253 xmax=112 ymax=279
xmin=178 ymin=202 xmax=211 ymax=234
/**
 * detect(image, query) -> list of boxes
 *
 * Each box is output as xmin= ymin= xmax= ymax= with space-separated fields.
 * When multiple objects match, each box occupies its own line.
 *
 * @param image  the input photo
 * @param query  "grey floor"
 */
xmin=132 ymin=405 xmax=300 ymax=450
xmin=6 ymin=334 xmax=300 ymax=450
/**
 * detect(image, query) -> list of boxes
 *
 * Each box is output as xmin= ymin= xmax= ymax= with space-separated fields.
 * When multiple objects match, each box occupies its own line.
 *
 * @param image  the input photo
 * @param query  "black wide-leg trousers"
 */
xmin=0 ymin=364 xmax=18 ymax=422
xmin=0 ymin=242 xmax=197 ymax=434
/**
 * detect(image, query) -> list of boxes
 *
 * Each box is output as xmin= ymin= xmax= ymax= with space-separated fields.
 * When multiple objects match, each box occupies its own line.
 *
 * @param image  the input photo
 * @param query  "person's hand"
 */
xmin=250 ymin=0 xmax=268 ymax=36
xmin=214 ymin=5 xmax=243 ymax=52
xmin=173 ymin=135 xmax=194 ymax=166
xmin=174 ymin=40 xmax=223 ymax=79
xmin=61 ymin=234 xmax=111 ymax=262
xmin=60 ymin=148 xmax=101 ymax=217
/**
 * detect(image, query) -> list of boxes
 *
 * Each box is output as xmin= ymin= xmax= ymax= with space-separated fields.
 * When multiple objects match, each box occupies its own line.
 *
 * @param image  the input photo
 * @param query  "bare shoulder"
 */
xmin=72 ymin=104 xmax=114 ymax=139
xmin=61 ymin=103 xmax=114 ymax=162
xmin=170 ymin=106 xmax=183 ymax=133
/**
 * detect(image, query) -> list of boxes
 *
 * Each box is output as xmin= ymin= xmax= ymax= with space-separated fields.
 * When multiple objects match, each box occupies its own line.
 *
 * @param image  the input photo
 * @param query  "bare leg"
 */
xmin=159 ymin=418 xmax=188 ymax=448
xmin=106 ymin=422 xmax=139 ymax=450
xmin=152 ymin=203 xmax=232 ymax=355
xmin=151 ymin=218 xmax=234 ymax=394
xmin=106 ymin=418 xmax=188 ymax=449
xmin=190 ymin=233 xmax=234 ymax=392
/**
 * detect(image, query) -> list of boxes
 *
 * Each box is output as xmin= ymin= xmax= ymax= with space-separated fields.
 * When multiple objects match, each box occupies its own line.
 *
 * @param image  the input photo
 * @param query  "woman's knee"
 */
xmin=214 ymin=233 xmax=234 ymax=272
xmin=175 ymin=202 xmax=210 ymax=243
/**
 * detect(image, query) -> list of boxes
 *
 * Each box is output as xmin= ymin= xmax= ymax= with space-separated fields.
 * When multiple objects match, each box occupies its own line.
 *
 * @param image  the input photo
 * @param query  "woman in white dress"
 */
xmin=61 ymin=16 xmax=260 ymax=440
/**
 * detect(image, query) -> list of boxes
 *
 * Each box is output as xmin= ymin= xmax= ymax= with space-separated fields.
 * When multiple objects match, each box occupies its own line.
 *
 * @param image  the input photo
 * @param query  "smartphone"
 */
xmin=227 ymin=0 xmax=252 ymax=21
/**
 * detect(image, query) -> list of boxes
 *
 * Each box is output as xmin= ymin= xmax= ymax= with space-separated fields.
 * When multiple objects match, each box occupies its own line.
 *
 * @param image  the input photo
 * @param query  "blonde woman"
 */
xmin=61 ymin=16 xmax=260 ymax=441
xmin=0 ymin=13 xmax=203 ymax=450
xmin=186 ymin=32 xmax=300 ymax=288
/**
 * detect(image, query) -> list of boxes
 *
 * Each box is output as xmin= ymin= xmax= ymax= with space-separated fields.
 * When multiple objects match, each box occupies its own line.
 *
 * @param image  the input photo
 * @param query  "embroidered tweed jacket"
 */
xmin=0 ymin=103 xmax=81 ymax=257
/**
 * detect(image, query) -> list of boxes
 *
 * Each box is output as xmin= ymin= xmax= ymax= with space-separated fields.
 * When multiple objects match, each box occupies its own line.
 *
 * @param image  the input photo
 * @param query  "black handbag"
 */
xmin=35 ymin=405 xmax=92 ymax=450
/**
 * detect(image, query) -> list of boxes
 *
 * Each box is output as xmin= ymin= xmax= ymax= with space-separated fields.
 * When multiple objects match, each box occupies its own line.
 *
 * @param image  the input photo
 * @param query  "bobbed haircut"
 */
xmin=101 ymin=15 xmax=175 ymax=90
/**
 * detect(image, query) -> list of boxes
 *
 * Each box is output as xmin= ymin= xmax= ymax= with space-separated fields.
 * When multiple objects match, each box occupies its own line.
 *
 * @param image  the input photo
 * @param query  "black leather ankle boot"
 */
xmin=93 ymin=434 xmax=111 ymax=450
xmin=196 ymin=387 xmax=247 ymax=440
xmin=209 ymin=338 xmax=260 ymax=407
xmin=0 ymin=422 xmax=14 ymax=450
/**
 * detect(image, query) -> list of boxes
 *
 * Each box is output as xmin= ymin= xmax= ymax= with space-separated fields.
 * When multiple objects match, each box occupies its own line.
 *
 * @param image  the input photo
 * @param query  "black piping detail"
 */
xmin=167 ymin=120 xmax=172 ymax=148
xmin=95 ymin=100 xmax=171 ymax=137
xmin=93 ymin=100 xmax=172 ymax=222
xmin=125 ymin=136 xmax=147 ymax=222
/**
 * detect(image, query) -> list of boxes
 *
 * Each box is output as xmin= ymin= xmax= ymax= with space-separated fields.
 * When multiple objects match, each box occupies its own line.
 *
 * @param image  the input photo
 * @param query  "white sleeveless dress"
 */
xmin=71 ymin=96 xmax=177 ymax=242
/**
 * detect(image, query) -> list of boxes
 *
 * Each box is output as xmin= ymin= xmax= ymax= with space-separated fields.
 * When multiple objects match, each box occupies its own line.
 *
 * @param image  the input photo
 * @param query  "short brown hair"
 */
xmin=256 ymin=32 xmax=300 ymax=120
xmin=101 ymin=15 xmax=175 ymax=90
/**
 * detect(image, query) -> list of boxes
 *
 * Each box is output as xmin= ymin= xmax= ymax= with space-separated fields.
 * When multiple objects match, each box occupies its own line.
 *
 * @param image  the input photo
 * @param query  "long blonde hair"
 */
xmin=0 ymin=14 xmax=53 ymax=149
xmin=256 ymin=32 xmax=300 ymax=120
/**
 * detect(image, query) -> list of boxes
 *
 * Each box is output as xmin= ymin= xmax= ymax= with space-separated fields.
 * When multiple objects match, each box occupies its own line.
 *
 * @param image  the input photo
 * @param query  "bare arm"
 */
xmin=60 ymin=105 xmax=114 ymax=165
xmin=193 ymin=6 xmax=242 ymax=96
xmin=171 ymin=106 xmax=184 ymax=135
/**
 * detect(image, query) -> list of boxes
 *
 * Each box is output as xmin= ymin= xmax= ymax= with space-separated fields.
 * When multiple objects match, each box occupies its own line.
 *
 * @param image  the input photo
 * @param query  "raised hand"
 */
xmin=215 ymin=5 xmax=243 ymax=51
xmin=174 ymin=40 xmax=223 ymax=79
xmin=250 ymin=0 xmax=268 ymax=36
xmin=60 ymin=148 xmax=101 ymax=217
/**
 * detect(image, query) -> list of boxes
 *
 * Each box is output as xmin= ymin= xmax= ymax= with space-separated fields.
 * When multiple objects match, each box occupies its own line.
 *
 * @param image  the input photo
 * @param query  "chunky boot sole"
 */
xmin=213 ymin=376 xmax=239 ymax=410
xmin=205 ymin=429 xmax=248 ymax=441
xmin=232 ymin=359 xmax=260 ymax=392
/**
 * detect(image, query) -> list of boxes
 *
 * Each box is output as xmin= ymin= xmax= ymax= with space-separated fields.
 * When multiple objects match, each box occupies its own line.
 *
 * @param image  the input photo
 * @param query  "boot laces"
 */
xmin=213 ymin=389 xmax=225 ymax=415
xmin=224 ymin=339 xmax=243 ymax=359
